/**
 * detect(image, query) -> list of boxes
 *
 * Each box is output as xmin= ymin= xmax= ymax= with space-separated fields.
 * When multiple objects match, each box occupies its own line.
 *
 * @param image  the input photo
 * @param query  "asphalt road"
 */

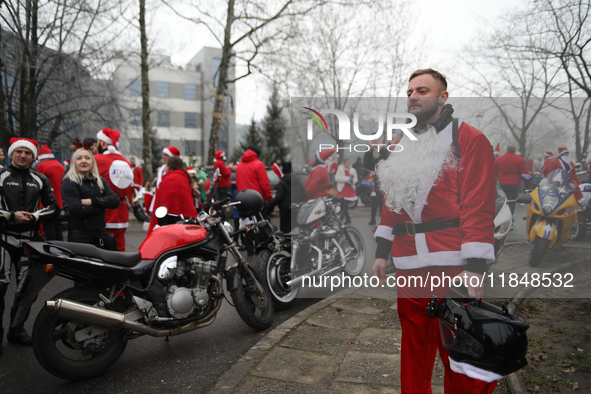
xmin=0 ymin=216 xmax=323 ymax=394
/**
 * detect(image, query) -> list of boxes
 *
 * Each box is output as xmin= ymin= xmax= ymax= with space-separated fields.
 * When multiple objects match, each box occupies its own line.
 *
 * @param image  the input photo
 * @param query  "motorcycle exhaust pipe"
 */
xmin=46 ymin=298 xmax=221 ymax=337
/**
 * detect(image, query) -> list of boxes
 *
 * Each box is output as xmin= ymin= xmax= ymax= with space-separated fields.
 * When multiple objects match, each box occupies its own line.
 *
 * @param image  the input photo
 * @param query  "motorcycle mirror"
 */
xmin=583 ymin=185 xmax=591 ymax=192
xmin=155 ymin=206 xmax=168 ymax=219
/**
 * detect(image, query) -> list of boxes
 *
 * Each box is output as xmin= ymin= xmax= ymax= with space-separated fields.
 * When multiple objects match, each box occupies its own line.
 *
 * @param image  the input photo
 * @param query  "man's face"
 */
xmin=407 ymin=74 xmax=448 ymax=125
xmin=10 ymin=147 xmax=35 ymax=169
xmin=90 ymin=143 xmax=98 ymax=154
xmin=130 ymin=158 xmax=136 ymax=167
xmin=162 ymin=154 xmax=170 ymax=165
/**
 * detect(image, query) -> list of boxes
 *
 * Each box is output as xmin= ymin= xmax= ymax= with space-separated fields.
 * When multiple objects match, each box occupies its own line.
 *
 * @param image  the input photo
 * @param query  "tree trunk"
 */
xmin=207 ymin=0 xmax=234 ymax=165
xmin=139 ymin=0 xmax=153 ymax=180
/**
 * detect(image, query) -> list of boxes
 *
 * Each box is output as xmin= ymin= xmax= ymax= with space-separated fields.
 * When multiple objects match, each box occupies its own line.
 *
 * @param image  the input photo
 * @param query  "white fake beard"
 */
xmin=377 ymin=126 xmax=455 ymax=214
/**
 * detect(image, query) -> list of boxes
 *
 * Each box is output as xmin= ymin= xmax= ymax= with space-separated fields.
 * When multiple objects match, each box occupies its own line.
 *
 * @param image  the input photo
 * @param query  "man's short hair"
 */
xmin=409 ymin=68 xmax=448 ymax=91
xmin=507 ymin=145 xmax=516 ymax=153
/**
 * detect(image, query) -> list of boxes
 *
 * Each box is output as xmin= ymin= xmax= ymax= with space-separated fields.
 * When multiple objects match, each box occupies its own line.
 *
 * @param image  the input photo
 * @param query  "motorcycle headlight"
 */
xmin=495 ymin=221 xmax=511 ymax=236
xmin=542 ymin=195 xmax=559 ymax=214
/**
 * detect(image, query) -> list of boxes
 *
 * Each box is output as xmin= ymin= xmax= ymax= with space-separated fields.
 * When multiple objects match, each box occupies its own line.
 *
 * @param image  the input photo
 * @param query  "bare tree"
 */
xmin=162 ymin=0 xmax=334 ymax=164
xmin=139 ymin=0 xmax=153 ymax=179
xmin=0 ymin=0 xmax=136 ymax=152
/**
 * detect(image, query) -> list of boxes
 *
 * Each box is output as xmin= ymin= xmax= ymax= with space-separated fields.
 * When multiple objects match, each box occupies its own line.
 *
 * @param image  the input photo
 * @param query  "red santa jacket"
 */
xmin=132 ymin=165 xmax=144 ymax=187
xmin=36 ymin=159 xmax=65 ymax=209
xmin=375 ymin=121 xmax=496 ymax=270
xmin=148 ymin=169 xmax=197 ymax=233
xmin=235 ymin=149 xmax=272 ymax=201
xmin=213 ymin=151 xmax=232 ymax=188
xmin=95 ymin=151 xmax=133 ymax=229
xmin=304 ymin=164 xmax=330 ymax=201
xmin=494 ymin=151 xmax=529 ymax=186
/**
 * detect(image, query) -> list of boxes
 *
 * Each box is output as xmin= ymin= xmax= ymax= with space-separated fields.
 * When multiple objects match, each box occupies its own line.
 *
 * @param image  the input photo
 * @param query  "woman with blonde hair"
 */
xmin=61 ymin=148 xmax=120 ymax=249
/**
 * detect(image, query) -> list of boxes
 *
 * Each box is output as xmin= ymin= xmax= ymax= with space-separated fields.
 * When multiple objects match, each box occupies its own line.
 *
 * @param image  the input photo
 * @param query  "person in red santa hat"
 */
xmin=148 ymin=156 xmax=197 ymax=234
xmin=0 ymin=138 xmax=59 ymax=349
xmin=372 ymin=69 xmax=499 ymax=393
xmin=551 ymin=146 xmax=583 ymax=201
xmin=35 ymin=145 xmax=65 ymax=240
xmin=304 ymin=149 xmax=336 ymax=201
xmin=213 ymin=150 xmax=233 ymax=201
xmin=236 ymin=146 xmax=272 ymax=202
xmin=541 ymin=151 xmax=556 ymax=176
xmin=148 ymin=145 xmax=180 ymax=213
xmin=94 ymin=128 xmax=133 ymax=251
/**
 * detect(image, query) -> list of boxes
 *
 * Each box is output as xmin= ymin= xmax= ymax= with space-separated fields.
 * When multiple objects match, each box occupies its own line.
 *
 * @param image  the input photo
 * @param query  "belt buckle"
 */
xmin=405 ymin=222 xmax=415 ymax=237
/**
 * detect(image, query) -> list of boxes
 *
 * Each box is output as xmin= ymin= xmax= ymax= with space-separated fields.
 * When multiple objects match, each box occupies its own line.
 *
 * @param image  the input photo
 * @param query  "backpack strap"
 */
xmin=452 ymin=118 xmax=460 ymax=165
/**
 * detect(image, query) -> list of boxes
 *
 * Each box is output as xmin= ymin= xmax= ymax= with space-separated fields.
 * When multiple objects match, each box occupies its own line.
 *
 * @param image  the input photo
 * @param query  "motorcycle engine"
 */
xmin=159 ymin=256 xmax=216 ymax=319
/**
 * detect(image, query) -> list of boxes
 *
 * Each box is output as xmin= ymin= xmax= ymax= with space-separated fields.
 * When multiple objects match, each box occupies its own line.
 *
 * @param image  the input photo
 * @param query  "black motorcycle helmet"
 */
xmin=235 ymin=189 xmax=264 ymax=218
xmin=427 ymin=296 xmax=529 ymax=376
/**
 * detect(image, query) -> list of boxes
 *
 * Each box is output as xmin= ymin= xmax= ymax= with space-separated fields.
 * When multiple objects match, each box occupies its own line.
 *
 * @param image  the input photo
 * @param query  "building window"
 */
xmin=212 ymin=58 xmax=222 ymax=87
xmin=185 ymin=112 xmax=197 ymax=128
xmin=157 ymin=111 xmax=170 ymax=127
xmin=129 ymin=109 xmax=142 ymax=125
xmin=157 ymin=82 xmax=170 ymax=98
xmin=184 ymin=84 xmax=197 ymax=100
xmin=185 ymin=140 xmax=197 ymax=156
xmin=129 ymin=79 xmax=141 ymax=96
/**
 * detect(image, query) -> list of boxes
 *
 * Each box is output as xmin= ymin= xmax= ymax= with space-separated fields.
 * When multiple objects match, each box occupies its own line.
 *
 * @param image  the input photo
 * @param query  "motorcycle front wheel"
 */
xmin=32 ymin=287 xmax=128 ymax=381
xmin=231 ymin=268 xmax=273 ymax=330
xmin=529 ymin=237 xmax=550 ymax=267
xmin=133 ymin=202 xmax=150 ymax=222
xmin=256 ymin=249 xmax=299 ymax=310
xmin=341 ymin=226 xmax=366 ymax=276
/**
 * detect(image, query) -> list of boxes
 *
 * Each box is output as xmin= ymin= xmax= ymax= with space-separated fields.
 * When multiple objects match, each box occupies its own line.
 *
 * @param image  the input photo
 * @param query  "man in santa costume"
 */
xmin=95 ymin=128 xmax=133 ymax=251
xmin=372 ymin=69 xmax=499 ymax=393
xmin=0 ymin=138 xmax=59 ymax=350
xmin=213 ymin=150 xmax=233 ymax=201
xmin=148 ymin=145 xmax=180 ymax=213
xmin=35 ymin=145 xmax=65 ymax=240
xmin=544 ymin=146 xmax=583 ymax=201
xmin=304 ymin=149 xmax=335 ymax=201
xmin=541 ymin=150 xmax=556 ymax=176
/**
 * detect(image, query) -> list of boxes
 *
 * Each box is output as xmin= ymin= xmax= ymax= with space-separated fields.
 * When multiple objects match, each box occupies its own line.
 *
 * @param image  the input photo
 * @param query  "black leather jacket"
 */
xmin=0 ymin=165 xmax=59 ymax=234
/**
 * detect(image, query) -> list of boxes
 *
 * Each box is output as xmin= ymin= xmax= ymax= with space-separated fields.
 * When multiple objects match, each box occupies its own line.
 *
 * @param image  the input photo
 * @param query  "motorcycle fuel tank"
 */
xmin=139 ymin=224 xmax=208 ymax=260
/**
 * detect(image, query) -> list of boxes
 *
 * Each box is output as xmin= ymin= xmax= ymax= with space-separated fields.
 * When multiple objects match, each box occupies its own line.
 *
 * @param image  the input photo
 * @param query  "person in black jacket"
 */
xmin=61 ymin=148 xmax=120 ymax=250
xmin=267 ymin=162 xmax=295 ymax=233
xmin=0 ymin=138 xmax=59 ymax=351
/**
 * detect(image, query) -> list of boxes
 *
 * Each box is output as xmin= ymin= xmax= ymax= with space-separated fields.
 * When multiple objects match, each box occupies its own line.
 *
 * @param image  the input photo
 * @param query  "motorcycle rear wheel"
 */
xmin=529 ymin=237 xmax=550 ymax=267
xmin=32 ymin=287 xmax=128 ymax=381
xmin=341 ymin=226 xmax=366 ymax=276
xmin=231 ymin=268 xmax=273 ymax=330
xmin=256 ymin=249 xmax=299 ymax=310
xmin=570 ymin=215 xmax=587 ymax=241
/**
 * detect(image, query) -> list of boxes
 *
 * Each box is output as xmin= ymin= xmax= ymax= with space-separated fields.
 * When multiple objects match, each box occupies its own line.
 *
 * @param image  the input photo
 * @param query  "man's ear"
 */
xmin=438 ymin=91 xmax=449 ymax=104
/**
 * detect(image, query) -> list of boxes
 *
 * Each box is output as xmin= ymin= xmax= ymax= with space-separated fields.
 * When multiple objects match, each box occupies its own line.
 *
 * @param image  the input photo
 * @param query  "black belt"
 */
xmin=392 ymin=219 xmax=460 ymax=237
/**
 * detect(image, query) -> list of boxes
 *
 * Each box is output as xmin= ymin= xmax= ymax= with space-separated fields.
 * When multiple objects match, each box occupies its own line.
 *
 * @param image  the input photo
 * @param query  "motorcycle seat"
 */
xmin=48 ymin=241 xmax=142 ymax=267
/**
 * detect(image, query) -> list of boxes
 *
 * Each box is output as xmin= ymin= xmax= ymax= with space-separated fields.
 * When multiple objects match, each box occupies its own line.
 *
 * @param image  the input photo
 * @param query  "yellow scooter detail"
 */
xmin=524 ymin=169 xmax=581 ymax=267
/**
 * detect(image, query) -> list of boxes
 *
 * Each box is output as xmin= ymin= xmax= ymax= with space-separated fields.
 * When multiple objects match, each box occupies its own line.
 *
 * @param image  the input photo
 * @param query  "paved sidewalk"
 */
xmin=209 ymin=286 xmax=446 ymax=394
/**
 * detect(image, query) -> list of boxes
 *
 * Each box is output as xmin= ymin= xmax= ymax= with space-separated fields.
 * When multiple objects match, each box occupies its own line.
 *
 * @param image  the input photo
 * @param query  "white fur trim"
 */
xmin=37 ymin=153 xmax=54 ymax=160
xmin=105 ymin=222 xmax=129 ymax=229
xmin=9 ymin=140 xmax=38 ymax=159
xmin=374 ymin=225 xmax=395 ymax=242
xmin=97 ymin=130 xmax=113 ymax=145
xmin=163 ymin=147 xmax=173 ymax=157
xmin=315 ymin=151 xmax=324 ymax=163
xmin=392 ymin=250 xmax=463 ymax=270
xmin=448 ymin=357 xmax=504 ymax=383
xmin=461 ymin=242 xmax=495 ymax=264
xmin=414 ymin=233 xmax=432 ymax=268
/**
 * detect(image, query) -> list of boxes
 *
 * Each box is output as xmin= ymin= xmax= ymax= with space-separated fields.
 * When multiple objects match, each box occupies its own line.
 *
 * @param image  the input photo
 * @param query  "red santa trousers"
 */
xmin=396 ymin=266 xmax=498 ymax=394
xmin=106 ymin=228 xmax=126 ymax=252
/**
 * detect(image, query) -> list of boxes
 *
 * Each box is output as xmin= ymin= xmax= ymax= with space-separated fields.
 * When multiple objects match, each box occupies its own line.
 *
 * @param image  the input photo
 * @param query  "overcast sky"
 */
xmin=151 ymin=0 xmax=519 ymax=125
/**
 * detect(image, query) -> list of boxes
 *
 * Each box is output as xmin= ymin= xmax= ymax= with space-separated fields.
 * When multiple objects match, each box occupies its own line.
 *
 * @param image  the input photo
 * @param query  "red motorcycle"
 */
xmin=12 ymin=195 xmax=273 ymax=381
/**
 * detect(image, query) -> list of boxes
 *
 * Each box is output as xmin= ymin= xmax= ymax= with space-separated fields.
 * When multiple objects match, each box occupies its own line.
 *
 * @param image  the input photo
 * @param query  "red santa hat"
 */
xmin=557 ymin=146 xmax=569 ymax=156
xmin=97 ymin=127 xmax=121 ymax=147
xmin=37 ymin=144 xmax=54 ymax=160
xmin=163 ymin=146 xmax=180 ymax=157
xmin=214 ymin=150 xmax=226 ymax=162
xmin=494 ymin=143 xmax=500 ymax=156
xmin=543 ymin=151 xmax=553 ymax=158
xmin=187 ymin=166 xmax=197 ymax=175
xmin=534 ymin=170 xmax=541 ymax=175
xmin=8 ymin=137 xmax=39 ymax=159
xmin=271 ymin=162 xmax=284 ymax=178
xmin=315 ymin=149 xmax=336 ymax=163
